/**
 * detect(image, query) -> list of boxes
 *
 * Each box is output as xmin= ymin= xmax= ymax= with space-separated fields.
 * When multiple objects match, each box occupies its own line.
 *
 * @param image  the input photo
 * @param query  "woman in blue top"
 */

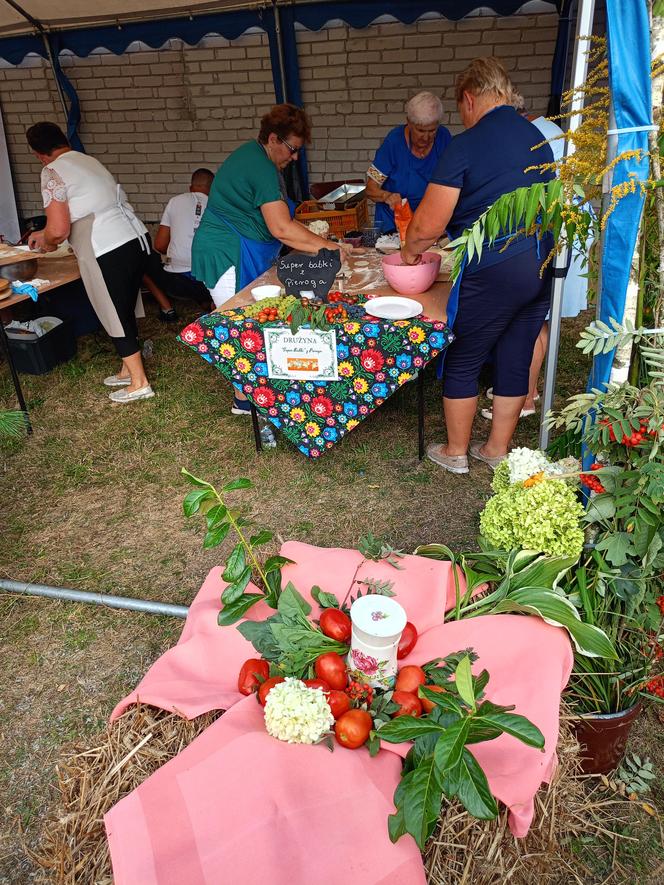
xmin=401 ymin=58 xmax=555 ymax=474
xmin=366 ymin=92 xmax=451 ymax=232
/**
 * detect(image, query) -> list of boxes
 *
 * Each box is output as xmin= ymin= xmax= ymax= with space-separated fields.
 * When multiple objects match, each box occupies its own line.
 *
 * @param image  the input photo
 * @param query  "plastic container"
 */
xmin=347 ymin=595 xmax=407 ymax=689
xmin=295 ymin=199 xmax=369 ymax=239
xmin=251 ymin=284 xmax=281 ymax=301
xmin=381 ymin=251 xmax=441 ymax=296
xmin=361 ymin=226 xmax=381 ymax=247
xmin=5 ymin=316 xmax=76 ymax=375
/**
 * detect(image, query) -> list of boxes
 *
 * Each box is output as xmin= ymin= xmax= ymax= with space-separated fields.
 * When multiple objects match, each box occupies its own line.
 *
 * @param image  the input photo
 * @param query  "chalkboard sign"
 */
xmin=276 ymin=248 xmax=341 ymax=300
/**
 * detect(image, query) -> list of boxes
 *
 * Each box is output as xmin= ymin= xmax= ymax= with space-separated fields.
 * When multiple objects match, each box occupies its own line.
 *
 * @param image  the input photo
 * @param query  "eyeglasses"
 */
xmin=278 ymin=136 xmax=300 ymax=155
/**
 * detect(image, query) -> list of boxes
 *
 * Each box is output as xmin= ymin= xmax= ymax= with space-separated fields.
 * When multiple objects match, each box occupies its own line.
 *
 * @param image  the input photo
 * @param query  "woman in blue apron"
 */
xmin=192 ymin=104 xmax=348 ymax=308
xmin=366 ymin=91 xmax=451 ymax=232
xmin=400 ymin=58 xmax=555 ymax=474
xmin=191 ymin=104 xmax=350 ymax=418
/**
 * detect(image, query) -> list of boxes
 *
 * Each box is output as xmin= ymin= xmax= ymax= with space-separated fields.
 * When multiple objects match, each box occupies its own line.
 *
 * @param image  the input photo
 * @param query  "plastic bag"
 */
xmin=394 ymin=199 xmax=413 ymax=245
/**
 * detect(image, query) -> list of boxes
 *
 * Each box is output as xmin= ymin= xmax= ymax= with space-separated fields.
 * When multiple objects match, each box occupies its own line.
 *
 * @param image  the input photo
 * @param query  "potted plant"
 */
xmin=546 ymin=338 xmax=664 ymax=772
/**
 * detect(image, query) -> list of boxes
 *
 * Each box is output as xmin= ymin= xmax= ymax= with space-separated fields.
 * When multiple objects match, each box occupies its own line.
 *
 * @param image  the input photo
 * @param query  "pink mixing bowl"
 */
xmin=381 ymin=252 xmax=441 ymax=296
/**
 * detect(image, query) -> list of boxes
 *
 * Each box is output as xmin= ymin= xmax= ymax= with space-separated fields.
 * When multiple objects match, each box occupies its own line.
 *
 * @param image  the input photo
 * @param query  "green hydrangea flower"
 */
xmin=491 ymin=461 xmax=511 ymax=493
xmin=480 ymin=479 xmax=585 ymax=559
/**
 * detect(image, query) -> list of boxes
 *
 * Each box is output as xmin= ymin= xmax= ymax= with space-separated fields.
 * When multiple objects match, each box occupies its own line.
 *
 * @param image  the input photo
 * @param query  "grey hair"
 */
xmin=405 ymin=91 xmax=443 ymax=126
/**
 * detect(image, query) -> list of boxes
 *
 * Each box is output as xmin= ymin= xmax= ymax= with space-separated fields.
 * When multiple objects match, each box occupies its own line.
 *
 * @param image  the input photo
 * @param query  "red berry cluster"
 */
xmin=346 ymin=680 xmax=373 ymax=705
xmin=657 ymin=595 xmax=664 ymax=616
xmin=600 ymin=417 xmax=662 ymax=447
xmin=580 ymin=463 xmax=606 ymax=493
xmin=646 ymin=675 xmax=664 ymax=699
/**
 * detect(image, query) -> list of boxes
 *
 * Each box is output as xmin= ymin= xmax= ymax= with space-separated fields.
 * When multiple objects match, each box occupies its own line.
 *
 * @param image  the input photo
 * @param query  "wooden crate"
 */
xmin=295 ymin=199 xmax=368 ymax=238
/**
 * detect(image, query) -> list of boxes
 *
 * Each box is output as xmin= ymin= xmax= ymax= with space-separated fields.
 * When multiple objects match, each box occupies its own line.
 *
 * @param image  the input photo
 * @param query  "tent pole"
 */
xmin=539 ymin=0 xmax=596 ymax=450
xmin=272 ymin=0 xmax=288 ymax=102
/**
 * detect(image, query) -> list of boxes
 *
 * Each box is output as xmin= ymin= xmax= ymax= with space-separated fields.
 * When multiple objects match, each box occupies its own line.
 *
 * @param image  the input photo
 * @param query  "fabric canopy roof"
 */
xmin=0 ymin=0 xmax=559 ymax=39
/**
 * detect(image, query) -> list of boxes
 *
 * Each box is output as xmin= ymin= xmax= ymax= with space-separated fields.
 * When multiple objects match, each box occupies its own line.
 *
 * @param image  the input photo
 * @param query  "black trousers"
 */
xmin=96 ymin=238 xmax=147 ymax=358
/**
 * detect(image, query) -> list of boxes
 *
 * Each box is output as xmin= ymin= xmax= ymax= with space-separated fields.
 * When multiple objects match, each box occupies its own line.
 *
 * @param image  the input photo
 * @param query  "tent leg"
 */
xmin=41 ymin=33 xmax=69 ymax=120
xmin=538 ymin=0 xmax=596 ymax=449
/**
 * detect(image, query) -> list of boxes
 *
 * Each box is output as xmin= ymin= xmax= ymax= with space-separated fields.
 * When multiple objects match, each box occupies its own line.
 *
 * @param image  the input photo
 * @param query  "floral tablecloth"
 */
xmin=179 ymin=299 xmax=453 ymax=458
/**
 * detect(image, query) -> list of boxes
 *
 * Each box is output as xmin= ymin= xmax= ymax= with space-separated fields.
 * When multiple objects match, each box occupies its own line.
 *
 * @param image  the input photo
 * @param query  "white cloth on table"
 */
xmin=160 ymin=191 xmax=208 ymax=274
xmin=41 ymin=151 xmax=147 ymax=259
xmin=210 ymin=266 xmax=236 ymax=308
xmin=531 ymin=116 xmax=589 ymax=318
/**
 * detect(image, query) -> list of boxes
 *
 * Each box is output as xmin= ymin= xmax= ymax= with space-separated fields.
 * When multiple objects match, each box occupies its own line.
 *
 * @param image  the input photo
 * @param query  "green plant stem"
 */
xmin=211 ymin=487 xmax=270 ymax=590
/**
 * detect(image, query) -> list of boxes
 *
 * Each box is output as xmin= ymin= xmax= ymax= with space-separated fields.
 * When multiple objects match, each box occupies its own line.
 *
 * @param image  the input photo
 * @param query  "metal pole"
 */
xmin=0 ymin=578 xmax=189 ymax=618
xmin=41 ymin=34 xmax=69 ymax=122
xmin=272 ymin=0 xmax=288 ymax=102
xmin=539 ymin=0 xmax=596 ymax=449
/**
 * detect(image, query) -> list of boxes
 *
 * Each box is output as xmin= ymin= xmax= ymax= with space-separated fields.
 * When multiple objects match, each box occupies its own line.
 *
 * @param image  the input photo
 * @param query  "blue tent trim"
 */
xmin=588 ymin=0 xmax=651 ymax=393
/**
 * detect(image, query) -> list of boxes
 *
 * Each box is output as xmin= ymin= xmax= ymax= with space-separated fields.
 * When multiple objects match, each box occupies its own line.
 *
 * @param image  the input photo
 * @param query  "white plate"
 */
xmin=364 ymin=296 xmax=423 ymax=321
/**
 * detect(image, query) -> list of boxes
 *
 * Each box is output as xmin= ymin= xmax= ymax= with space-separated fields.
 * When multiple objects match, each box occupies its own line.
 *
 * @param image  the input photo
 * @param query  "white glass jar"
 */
xmin=347 ymin=595 xmax=407 ymax=689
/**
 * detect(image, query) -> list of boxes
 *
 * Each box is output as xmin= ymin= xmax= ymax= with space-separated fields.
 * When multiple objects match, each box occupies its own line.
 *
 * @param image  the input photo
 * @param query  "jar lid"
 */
xmin=350 ymin=594 xmax=407 ymax=639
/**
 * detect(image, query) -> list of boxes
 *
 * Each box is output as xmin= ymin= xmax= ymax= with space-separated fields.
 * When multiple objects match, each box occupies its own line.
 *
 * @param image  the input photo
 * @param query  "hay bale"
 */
xmin=29 ymin=705 xmax=221 ymax=885
xmin=30 ymin=706 xmax=637 ymax=885
xmin=423 ymin=716 xmax=636 ymax=885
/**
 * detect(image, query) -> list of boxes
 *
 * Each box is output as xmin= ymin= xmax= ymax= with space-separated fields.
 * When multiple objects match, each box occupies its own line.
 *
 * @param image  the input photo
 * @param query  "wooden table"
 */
xmin=0 ymin=253 xmax=81 ymax=432
xmin=219 ymin=249 xmax=453 ymax=458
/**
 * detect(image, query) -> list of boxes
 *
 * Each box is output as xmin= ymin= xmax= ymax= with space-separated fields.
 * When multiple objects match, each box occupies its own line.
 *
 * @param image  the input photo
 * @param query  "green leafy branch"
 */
xmin=289 ymin=300 xmax=331 ymax=334
xmin=357 ymin=532 xmax=405 ymax=569
xmin=577 ymin=317 xmax=664 ymax=358
xmin=449 ymin=178 xmax=595 ymax=282
xmin=182 ymin=469 xmax=293 ymax=626
xmin=237 ymin=583 xmax=348 ymax=678
xmin=377 ymin=653 xmax=545 ymax=849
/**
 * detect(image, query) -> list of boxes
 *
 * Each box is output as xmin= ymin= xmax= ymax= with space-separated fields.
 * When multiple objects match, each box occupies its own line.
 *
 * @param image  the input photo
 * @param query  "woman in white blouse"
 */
xmin=26 ymin=122 xmax=153 ymax=403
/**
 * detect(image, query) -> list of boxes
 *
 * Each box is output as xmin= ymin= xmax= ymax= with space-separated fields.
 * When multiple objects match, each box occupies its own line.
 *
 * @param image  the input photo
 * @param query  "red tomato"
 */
xmin=303 ymin=679 xmax=331 ymax=692
xmin=395 ymin=665 xmax=426 ymax=694
xmin=319 ymin=608 xmax=352 ymax=643
xmin=334 ymin=709 xmax=373 ymax=749
xmin=397 ymin=622 xmax=418 ymax=659
xmin=258 ymin=676 xmax=285 ymax=706
xmin=326 ymin=689 xmax=351 ymax=720
xmin=315 ymin=652 xmax=348 ymax=690
xmin=419 ymin=684 xmax=446 ymax=714
xmin=392 ymin=691 xmax=422 ymax=718
xmin=238 ymin=658 xmax=269 ymax=696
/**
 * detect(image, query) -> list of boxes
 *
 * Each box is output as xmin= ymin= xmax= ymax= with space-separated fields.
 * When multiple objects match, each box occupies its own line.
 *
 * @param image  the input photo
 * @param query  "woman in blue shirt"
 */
xmin=366 ymin=92 xmax=451 ymax=232
xmin=401 ymin=58 xmax=555 ymax=474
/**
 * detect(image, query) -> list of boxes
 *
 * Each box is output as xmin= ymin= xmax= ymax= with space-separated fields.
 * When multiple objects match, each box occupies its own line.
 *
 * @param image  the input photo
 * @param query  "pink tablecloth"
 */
xmin=105 ymin=542 xmax=573 ymax=885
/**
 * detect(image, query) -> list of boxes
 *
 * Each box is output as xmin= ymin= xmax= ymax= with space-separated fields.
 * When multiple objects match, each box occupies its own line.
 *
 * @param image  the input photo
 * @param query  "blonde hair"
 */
xmin=455 ymin=57 xmax=513 ymax=105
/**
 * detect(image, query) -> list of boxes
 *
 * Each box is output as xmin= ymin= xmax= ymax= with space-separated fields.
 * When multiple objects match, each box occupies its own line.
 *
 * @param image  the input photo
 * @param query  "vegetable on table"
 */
xmin=319 ymin=608 xmax=352 ymax=643
xmin=334 ymin=709 xmax=373 ymax=749
xmin=397 ymin=622 xmax=418 ymax=659
xmin=238 ymin=659 xmax=269 ymax=696
xmin=395 ymin=665 xmax=426 ymax=694
xmin=392 ymin=691 xmax=422 ymax=718
xmin=315 ymin=652 xmax=349 ymax=690
xmin=258 ymin=676 xmax=285 ymax=706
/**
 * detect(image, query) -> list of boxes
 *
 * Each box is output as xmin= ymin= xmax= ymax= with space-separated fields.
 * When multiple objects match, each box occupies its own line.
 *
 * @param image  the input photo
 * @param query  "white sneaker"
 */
xmin=109 ymin=385 xmax=155 ymax=403
xmin=104 ymin=374 xmax=131 ymax=387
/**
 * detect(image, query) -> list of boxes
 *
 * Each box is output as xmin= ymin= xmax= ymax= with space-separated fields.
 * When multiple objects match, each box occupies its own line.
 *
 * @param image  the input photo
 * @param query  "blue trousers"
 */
xmin=443 ymin=245 xmax=552 ymax=399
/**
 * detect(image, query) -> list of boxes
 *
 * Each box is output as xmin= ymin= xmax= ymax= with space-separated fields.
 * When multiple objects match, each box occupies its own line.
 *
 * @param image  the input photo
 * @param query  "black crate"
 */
xmin=5 ymin=318 xmax=77 ymax=375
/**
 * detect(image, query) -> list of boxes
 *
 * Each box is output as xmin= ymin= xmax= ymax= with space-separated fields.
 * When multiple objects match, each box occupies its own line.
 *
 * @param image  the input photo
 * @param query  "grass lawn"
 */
xmin=1 ymin=302 xmax=662 ymax=882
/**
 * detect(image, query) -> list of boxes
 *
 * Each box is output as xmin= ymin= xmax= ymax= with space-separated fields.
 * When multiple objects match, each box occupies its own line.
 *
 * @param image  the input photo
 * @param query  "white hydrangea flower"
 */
xmin=264 ymin=677 xmax=334 ymax=745
xmin=506 ymin=447 xmax=559 ymax=484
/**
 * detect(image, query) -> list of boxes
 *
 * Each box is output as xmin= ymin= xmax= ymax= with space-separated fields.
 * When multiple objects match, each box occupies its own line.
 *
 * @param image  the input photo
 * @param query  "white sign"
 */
xmin=264 ymin=328 xmax=339 ymax=381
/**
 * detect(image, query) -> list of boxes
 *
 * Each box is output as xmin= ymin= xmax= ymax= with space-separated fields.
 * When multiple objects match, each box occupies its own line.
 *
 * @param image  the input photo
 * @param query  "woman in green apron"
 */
xmin=192 ymin=103 xmax=350 ymax=416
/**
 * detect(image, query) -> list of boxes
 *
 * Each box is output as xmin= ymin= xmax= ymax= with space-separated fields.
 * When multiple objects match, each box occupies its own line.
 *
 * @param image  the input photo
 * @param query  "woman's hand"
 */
xmin=27 ymin=231 xmax=55 ymax=253
xmin=385 ymin=192 xmax=403 ymax=210
xmin=331 ymin=241 xmax=353 ymax=259
xmin=400 ymin=246 xmax=422 ymax=266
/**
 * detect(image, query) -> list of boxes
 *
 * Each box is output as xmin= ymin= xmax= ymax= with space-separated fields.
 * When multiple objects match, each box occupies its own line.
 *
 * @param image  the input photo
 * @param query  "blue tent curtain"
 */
xmin=588 ymin=0 xmax=652 ymax=392
xmin=546 ymin=0 xmax=573 ymax=118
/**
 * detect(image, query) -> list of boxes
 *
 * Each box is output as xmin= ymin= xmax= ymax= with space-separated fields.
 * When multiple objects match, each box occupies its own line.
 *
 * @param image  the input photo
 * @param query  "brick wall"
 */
xmin=0 ymin=9 xmax=559 ymax=223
